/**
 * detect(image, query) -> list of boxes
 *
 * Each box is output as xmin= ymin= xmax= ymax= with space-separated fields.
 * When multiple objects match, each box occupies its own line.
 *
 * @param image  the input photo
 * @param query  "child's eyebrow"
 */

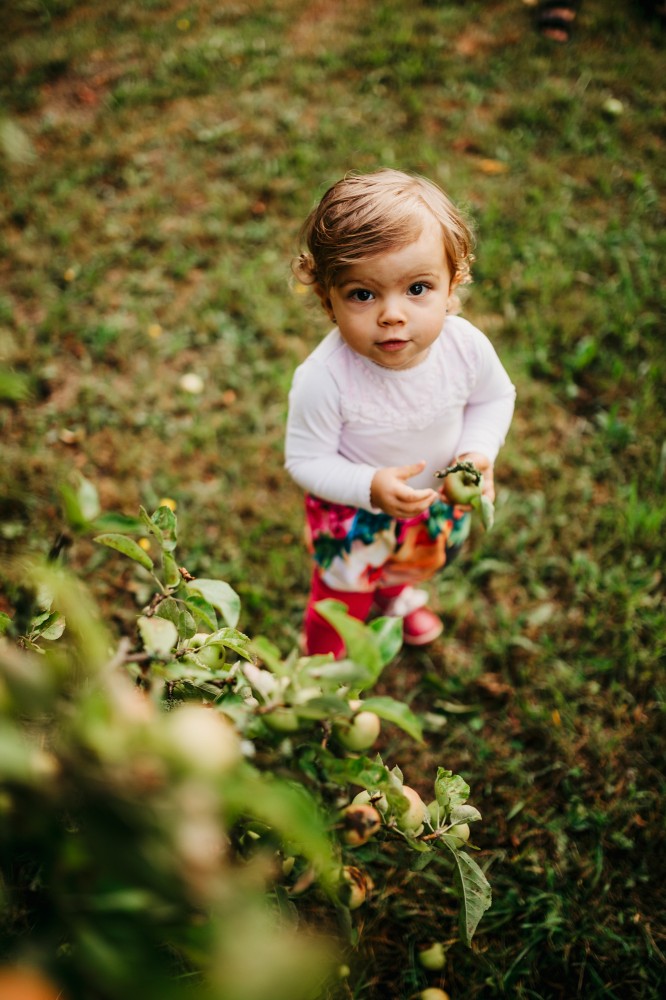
xmin=337 ymin=269 xmax=439 ymax=289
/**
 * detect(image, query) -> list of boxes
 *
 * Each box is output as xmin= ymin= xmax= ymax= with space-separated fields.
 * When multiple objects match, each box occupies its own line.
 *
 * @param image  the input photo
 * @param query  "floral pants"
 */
xmin=305 ymin=494 xmax=471 ymax=592
xmin=303 ymin=494 xmax=471 ymax=656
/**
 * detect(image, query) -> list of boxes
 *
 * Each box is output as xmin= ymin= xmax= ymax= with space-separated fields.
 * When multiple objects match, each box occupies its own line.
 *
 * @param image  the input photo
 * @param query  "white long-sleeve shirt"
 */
xmin=285 ymin=315 xmax=516 ymax=512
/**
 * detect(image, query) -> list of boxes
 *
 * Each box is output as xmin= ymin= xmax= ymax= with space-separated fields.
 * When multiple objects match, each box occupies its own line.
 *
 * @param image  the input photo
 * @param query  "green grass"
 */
xmin=2 ymin=0 xmax=665 ymax=996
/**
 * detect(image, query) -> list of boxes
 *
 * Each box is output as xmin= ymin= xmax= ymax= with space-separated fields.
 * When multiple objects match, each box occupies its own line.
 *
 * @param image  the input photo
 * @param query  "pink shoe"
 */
xmin=402 ymin=606 xmax=443 ymax=646
xmin=374 ymin=587 xmax=443 ymax=647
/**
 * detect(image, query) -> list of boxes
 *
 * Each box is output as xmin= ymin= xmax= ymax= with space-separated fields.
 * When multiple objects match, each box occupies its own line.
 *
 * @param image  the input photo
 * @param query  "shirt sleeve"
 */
xmin=455 ymin=331 xmax=516 ymax=462
xmin=284 ymin=360 xmax=378 ymax=510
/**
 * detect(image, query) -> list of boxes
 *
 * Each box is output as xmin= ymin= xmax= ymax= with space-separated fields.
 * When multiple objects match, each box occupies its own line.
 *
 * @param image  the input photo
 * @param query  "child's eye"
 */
xmin=408 ymin=282 xmax=429 ymax=296
xmin=349 ymin=288 xmax=374 ymax=302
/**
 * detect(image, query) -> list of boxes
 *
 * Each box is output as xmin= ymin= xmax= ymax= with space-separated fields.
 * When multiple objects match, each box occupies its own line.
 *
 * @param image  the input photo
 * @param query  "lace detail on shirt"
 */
xmin=338 ymin=327 xmax=478 ymax=431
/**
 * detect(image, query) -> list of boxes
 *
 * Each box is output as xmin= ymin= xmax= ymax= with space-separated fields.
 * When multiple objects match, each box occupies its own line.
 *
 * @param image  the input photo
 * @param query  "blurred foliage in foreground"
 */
xmin=0 ymin=488 xmax=489 ymax=999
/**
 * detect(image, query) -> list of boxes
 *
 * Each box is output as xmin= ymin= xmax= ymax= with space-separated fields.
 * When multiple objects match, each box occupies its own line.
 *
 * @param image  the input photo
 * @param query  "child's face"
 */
xmin=320 ymin=216 xmax=455 ymax=370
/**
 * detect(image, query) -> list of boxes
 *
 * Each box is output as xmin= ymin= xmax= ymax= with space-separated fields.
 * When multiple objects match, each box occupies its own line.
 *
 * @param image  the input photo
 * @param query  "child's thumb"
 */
xmin=398 ymin=460 xmax=427 ymax=482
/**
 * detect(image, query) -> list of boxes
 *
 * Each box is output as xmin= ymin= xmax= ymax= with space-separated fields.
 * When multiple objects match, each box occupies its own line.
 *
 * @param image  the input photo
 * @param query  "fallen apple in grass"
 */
xmin=417 ymin=941 xmax=446 ymax=971
xmin=420 ymin=989 xmax=451 ymax=1000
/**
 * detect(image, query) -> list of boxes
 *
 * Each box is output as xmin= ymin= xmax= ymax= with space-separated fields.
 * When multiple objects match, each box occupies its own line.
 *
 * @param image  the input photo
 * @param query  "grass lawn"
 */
xmin=1 ymin=1 xmax=665 ymax=997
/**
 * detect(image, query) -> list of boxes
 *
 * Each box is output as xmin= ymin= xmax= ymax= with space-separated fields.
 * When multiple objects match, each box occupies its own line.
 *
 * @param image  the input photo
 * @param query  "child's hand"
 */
xmin=457 ymin=452 xmax=495 ymax=502
xmin=370 ymin=461 xmax=440 ymax=519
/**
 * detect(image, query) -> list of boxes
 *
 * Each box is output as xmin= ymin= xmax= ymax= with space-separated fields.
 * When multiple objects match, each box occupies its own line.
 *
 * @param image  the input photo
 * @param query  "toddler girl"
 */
xmin=285 ymin=168 xmax=515 ymax=658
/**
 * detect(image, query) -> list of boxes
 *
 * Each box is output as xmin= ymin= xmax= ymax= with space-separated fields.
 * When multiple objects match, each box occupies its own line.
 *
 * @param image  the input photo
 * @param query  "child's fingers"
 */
xmin=396 ymin=460 xmax=427 ymax=482
xmin=406 ymin=487 xmax=439 ymax=503
xmin=395 ymin=488 xmax=439 ymax=514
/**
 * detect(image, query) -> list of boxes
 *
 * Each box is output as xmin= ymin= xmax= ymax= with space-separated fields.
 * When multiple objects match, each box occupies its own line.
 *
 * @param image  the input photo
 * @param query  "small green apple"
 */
xmin=396 ymin=785 xmax=427 ymax=836
xmin=166 ymin=704 xmax=240 ymax=772
xmin=417 ymin=941 xmax=446 ymax=971
xmin=447 ymin=822 xmax=471 ymax=844
xmin=263 ymin=707 xmax=301 ymax=733
xmin=334 ymin=709 xmax=381 ymax=751
xmin=186 ymin=633 xmax=225 ymax=668
xmin=352 ymin=788 xmax=389 ymax=813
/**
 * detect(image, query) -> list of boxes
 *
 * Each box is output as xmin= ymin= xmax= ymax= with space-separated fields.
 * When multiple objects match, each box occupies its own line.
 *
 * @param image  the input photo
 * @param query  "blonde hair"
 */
xmin=293 ymin=168 xmax=475 ymax=294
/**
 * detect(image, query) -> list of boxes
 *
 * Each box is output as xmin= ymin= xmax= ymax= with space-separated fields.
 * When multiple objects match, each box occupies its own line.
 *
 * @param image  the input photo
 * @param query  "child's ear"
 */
xmin=314 ymin=283 xmax=336 ymax=322
xmin=446 ymin=273 xmax=463 ymax=316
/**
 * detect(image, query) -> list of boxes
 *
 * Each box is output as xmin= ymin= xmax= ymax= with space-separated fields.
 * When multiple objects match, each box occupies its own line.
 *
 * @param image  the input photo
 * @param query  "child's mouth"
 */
xmin=377 ymin=339 xmax=408 ymax=352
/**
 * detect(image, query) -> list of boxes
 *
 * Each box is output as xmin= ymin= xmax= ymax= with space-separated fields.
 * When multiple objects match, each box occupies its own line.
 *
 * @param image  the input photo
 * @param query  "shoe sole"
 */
xmin=403 ymin=623 xmax=444 ymax=646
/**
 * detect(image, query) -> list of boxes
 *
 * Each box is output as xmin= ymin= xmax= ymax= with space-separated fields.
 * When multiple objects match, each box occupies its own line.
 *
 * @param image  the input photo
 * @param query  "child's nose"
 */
xmin=378 ymin=296 xmax=405 ymax=324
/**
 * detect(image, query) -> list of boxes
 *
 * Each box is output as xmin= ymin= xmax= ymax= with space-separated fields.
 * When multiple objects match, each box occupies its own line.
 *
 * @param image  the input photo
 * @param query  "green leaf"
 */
xmin=61 ymin=475 xmax=100 ymax=528
xmin=0 ymin=612 xmax=12 ymax=636
xmin=251 ymin=635 xmax=290 ymax=676
xmin=224 ymin=766 xmax=336 ymax=888
xmin=441 ymin=839 xmax=492 ymax=946
xmin=409 ymin=851 xmax=436 ymax=871
xmin=91 ymin=512 xmax=145 ymax=533
xmin=60 ymin=483 xmax=88 ymax=531
xmin=314 ymin=600 xmax=382 ymax=684
xmin=186 ymin=578 xmax=241 ymax=628
xmin=162 ymin=551 xmax=181 ymax=589
xmin=154 ymin=597 xmax=196 ymax=640
xmin=361 ymin=695 xmax=423 ymax=742
xmin=151 ymin=505 xmax=178 ymax=552
xmin=305 ymin=657 xmax=378 ymax=689
xmin=183 ymin=594 xmax=218 ymax=633
xmin=449 ymin=804 xmax=482 ymax=826
xmin=206 ymin=626 xmax=253 ymax=661
xmin=479 ymin=494 xmax=495 ymax=531
xmin=140 ymin=505 xmax=163 ymax=546
xmin=137 ymin=615 xmax=178 ymax=656
xmin=366 ymin=615 xmax=404 ymax=665
xmin=94 ymin=533 xmax=154 ymax=572
xmin=435 ymin=768 xmax=470 ymax=813
xmin=315 ymin=750 xmax=390 ymax=790
xmin=293 ymin=695 xmax=351 ymax=721
xmin=35 ymin=612 xmax=66 ymax=641
xmin=0 ymin=367 xmax=30 ymax=401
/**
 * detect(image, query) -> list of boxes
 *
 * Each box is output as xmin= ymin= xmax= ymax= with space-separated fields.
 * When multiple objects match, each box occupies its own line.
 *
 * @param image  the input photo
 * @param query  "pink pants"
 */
xmin=304 ymin=573 xmax=408 ymax=658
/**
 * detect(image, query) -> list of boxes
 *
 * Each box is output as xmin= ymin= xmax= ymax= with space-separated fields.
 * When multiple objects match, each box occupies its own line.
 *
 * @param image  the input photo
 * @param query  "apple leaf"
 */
xmin=314 ymin=600 xmax=382 ymax=684
xmin=94 ymin=533 xmax=154 ymax=572
xmin=183 ymin=594 xmax=218 ymax=633
xmin=151 ymin=505 xmax=178 ymax=552
xmin=305 ymin=657 xmax=378 ymax=689
xmin=162 ymin=551 xmax=181 ymax=589
xmin=449 ymin=804 xmax=483 ymax=826
xmin=442 ymin=839 xmax=492 ymax=946
xmin=435 ymin=767 xmax=470 ymax=813
xmin=366 ymin=615 xmax=404 ymax=666
xmin=186 ymin=578 xmax=241 ymax=628
xmin=361 ymin=695 xmax=423 ymax=743
xmin=154 ymin=597 xmax=196 ymax=640
xmin=206 ymin=627 xmax=253 ymax=661
xmin=292 ymin=695 xmax=351 ymax=721
xmin=137 ymin=615 xmax=178 ymax=656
